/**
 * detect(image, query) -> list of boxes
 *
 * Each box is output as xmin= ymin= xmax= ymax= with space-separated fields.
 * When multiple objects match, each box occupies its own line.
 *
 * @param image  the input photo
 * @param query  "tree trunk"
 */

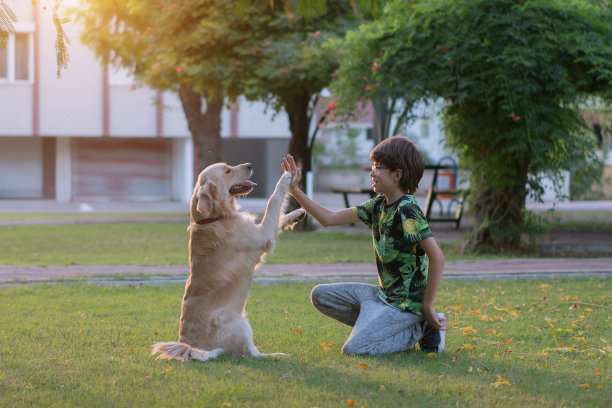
xmin=283 ymin=91 xmax=314 ymax=229
xmin=285 ymin=91 xmax=313 ymax=177
xmin=178 ymin=84 xmax=224 ymax=175
xmin=464 ymin=163 xmax=529 ymax=252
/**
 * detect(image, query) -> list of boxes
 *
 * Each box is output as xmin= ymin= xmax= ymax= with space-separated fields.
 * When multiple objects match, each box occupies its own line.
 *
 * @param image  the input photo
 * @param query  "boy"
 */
xmin=281 ymin=136 xmax=446 ymax=355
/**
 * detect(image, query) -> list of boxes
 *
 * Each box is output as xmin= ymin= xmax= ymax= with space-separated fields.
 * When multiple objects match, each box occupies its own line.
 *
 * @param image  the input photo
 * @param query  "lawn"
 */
xmin=0 ymin=222 xmax=533 ymax=267
xmin=0 ymin=223 xmax=376 ymax=265
xmin=0 ymin=279 xmax=609 ymax=407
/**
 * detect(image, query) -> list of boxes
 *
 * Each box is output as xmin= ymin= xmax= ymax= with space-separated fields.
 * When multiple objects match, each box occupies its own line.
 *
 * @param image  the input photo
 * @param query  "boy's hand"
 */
xmin=423 ymin=305 xmax=447 ymax=331
xmin=281 ymin=154 xmax=302 ymax=193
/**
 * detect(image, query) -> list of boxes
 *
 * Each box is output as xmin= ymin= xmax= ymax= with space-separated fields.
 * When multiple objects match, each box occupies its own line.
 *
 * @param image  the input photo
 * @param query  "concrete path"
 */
xmin=1 ymin=258 xmax=610 ymax=286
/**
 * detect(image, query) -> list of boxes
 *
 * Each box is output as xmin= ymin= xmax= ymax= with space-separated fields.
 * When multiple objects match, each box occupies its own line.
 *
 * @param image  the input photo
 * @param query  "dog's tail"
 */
xmin=151 ymin=342 xmax=224 ymax=362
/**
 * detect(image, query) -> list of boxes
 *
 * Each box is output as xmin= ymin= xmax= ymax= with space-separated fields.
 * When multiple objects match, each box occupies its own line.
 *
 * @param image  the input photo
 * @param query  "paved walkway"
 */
xmin=1 ymin=258 xmax=611 ymax=286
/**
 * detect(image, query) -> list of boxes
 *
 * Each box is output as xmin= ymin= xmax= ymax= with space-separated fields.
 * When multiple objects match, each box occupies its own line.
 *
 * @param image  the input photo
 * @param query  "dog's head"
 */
xmin=190 ymin=162 xmax=256 ymax=223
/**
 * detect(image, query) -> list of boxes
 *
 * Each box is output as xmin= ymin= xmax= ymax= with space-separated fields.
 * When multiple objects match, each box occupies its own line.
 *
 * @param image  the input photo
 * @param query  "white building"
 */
xmin=0 ymin=1 xmax=291 ymax=204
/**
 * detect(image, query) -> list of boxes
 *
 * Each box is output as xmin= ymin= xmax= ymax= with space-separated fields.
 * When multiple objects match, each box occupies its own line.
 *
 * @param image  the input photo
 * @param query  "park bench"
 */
xmin=332 ymin=157 xmax=464 ymax=229
xmin=423 ymin=157 xmax=464 ymax=229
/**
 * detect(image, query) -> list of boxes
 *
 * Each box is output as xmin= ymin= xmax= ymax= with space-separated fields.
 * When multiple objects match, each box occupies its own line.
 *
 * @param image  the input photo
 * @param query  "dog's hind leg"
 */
xmin=151 ymin=342 xmax=224 ymax=362
xmin=213 ymin=310 xmax=286 ymax=357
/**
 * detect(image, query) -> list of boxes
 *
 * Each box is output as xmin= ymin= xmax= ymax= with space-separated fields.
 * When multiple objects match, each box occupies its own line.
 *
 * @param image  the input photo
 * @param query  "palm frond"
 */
xmin=0 ymin=1 xmax=17 ymax=49
xmin=52 ymin=3 xmax=70 ymax=78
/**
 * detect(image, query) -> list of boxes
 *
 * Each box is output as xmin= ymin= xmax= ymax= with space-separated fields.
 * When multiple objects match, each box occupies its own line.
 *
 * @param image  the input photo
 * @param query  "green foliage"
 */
xmin=75 ymin=0 xmax=362 ymax=173
xmin=236 ymin=3 xmax=359 ymax=113
xmin=0 ymin=1 xmax=17 ymax=49
xmin=313 ymin=127 xmax=365 ymax=169
xmin=239 ymin=0 xmax=386 ymax=20
xmin=1 ymin=1 xmax=69 ymax=77
xmin=51 ymin=1 xmax=70 ymax=78
xmin=332 ymin=0 xmax=612 ymax=249
xmin=570 ymin=148 xmax=606 ymax=200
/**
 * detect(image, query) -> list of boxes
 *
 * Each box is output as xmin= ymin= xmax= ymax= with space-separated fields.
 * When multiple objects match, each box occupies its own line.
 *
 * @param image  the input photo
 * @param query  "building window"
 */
xmin=0 ymin=46 xmax=7 ymax=78
xmin=0 ymin=32 xmax=32 ymax=83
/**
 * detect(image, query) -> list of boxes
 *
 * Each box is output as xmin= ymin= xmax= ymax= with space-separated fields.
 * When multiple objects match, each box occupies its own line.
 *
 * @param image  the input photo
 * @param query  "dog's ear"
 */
xmin=191 ymin=180 xmax=219 ymax=222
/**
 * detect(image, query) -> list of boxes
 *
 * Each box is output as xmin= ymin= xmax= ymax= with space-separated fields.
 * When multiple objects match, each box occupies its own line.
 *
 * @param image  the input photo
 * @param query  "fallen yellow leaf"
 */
xmin=578 ymin=383 xmax=590 ymax=388
xmin=490 ymin=375 xmax=511 ymax=388
xmin=355 ymin=363 xmax=368 ymax=369
xmin=426 ymin=352 xmax=438 ymax=358
xmin=165 ymin=366 xmax=174 ymax=373
xmin=347 ymin=398 xmax=356 ymax=407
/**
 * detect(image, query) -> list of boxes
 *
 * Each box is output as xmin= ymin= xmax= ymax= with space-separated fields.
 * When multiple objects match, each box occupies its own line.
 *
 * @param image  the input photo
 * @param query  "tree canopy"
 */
xmin=331 ymin=0 xmax=612 ymax=250
xmin=77 ymin=0 xmax=361 ymax=177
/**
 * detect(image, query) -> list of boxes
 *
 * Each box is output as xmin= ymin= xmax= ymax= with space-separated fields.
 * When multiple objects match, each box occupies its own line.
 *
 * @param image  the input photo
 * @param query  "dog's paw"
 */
xmin=293 ymin=208 xmax=306 ymax=222
xmin=282 ymin=208 xmax=306 ymax=230
xmin=277 ymin=172 xmax=293 ymax=192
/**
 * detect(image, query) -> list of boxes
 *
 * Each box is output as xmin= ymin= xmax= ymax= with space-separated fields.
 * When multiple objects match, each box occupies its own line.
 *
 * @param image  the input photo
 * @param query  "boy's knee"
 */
xmin=310 ymin=284 xmax=326 ymax=306
xmin=341 ymin=339 xmax=370 ymax=356
xmin=341 ymin=342 xmax=359 ymax=356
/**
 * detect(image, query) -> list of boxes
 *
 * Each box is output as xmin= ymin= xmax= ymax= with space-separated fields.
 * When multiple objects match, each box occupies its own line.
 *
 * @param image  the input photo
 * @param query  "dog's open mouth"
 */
xmin=229 ymin=180 xmax=257 ymax=196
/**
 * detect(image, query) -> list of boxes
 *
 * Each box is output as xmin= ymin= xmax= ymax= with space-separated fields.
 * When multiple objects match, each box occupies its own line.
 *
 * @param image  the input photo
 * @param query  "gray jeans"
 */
xmin=310 ymin=283 xmax=424 ymax=355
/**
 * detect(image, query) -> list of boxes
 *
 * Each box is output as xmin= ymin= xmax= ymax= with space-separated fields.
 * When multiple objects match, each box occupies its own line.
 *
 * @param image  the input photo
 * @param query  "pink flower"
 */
xmin=175 ymin=66 xmax=185 ymax=73
xmin=311 ymin=31 xmax=321 ymax=38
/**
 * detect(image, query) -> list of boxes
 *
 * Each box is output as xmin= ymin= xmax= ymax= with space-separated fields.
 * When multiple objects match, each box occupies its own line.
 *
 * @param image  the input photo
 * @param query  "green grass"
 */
xmin=0 ymin=212 xmax=189 ymax=221
xmin=0 ymin=222 xmax=533 ymax=267
xmin=0 ymin=223 xmax=378 ymax=265
xmin=0 ymin=279 xmax=609 ymax=407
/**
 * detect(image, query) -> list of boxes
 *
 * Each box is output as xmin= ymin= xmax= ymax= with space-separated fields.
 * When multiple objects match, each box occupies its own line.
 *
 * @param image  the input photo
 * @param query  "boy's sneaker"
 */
xmin=419 ymin=313 xmax=446 ymax=355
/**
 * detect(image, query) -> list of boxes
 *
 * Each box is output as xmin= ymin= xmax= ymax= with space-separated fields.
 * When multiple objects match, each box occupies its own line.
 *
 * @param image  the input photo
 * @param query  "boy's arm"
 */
xmin=282 ymin=155 xmax=359 ymax=226
xmin=420 ymin=237 xmax=447 ymax=331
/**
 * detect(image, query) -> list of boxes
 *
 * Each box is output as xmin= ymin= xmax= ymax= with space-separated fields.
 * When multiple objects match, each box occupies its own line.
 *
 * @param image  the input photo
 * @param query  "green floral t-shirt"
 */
xmin=352 ymin=194 xmax=432 ymax=315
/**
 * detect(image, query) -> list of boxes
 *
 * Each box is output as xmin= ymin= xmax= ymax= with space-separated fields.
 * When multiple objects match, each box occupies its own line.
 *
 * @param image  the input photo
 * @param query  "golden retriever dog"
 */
xmin=152 ymin=162 xmax=305 ymax=362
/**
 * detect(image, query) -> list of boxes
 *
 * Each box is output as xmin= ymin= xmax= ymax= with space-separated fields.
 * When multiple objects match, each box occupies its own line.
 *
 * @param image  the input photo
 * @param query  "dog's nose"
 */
xmin=245 ymin=163 xmax=253 ymax=170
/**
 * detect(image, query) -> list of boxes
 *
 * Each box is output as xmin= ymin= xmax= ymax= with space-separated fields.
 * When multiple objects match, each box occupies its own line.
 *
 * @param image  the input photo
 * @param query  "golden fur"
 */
xmin=152 ymin=162 xmax=304 ymax=362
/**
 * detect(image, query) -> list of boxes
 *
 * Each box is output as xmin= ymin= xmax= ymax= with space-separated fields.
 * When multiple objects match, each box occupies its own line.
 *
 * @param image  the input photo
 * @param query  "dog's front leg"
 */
xmin=256 ymin=172 xmax=292 ymax=251
xmin=280 ymin=208 xmax=306 ymax=230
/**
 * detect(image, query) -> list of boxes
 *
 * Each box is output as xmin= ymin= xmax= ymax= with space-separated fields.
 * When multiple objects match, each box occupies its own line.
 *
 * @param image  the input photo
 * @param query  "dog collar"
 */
xmin=195 ymin=217 xmax=220 ymax=225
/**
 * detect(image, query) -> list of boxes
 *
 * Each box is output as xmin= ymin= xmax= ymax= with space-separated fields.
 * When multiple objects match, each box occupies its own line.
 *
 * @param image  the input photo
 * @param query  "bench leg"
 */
xmin=454 ymin=197 xmax=464 ymax=229
xmin=425 ymin=189 xmax=435 ymax=219
xmin=342 ymin=192 xmax=350 ymax=209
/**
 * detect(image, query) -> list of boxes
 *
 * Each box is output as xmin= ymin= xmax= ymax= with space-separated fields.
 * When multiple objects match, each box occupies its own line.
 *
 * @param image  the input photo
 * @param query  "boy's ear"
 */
xmin=393 ymin=168 xmax=403 ymax=181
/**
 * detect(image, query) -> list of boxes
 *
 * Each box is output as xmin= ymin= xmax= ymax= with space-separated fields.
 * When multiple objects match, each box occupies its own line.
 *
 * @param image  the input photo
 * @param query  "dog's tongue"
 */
xmin=230 ymin=180 xmax=257 ymax=194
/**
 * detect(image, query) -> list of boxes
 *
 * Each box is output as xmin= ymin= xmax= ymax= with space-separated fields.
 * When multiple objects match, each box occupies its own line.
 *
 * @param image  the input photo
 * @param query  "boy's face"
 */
xmin=370 ymin=163 xmax=401 ymax=195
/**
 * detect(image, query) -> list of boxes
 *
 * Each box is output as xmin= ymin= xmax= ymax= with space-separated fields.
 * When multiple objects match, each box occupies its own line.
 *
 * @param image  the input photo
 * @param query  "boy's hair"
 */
xmin=370 ymin=135 xmax=425 ymax=194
